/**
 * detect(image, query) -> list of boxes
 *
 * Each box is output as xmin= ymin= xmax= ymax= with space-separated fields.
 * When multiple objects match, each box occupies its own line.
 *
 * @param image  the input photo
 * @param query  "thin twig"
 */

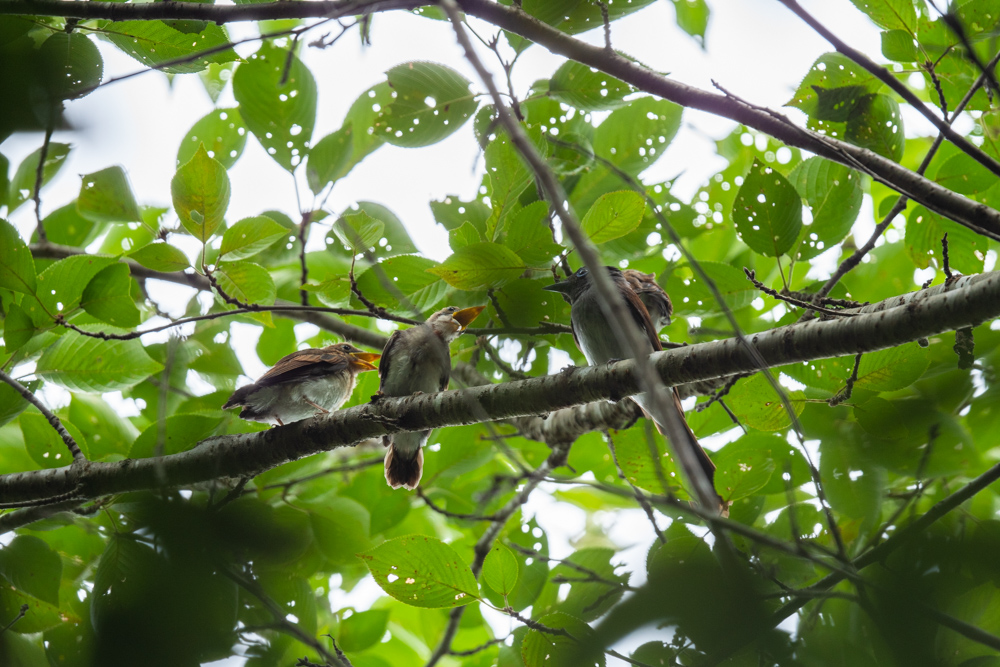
xmin=744 ymin=268 xmax=856 ymax=318
xmin=33 ymin=121 xmax=55 ymax=243
xmin=828 ymin=352 xmax=862 ymax=407
xmin=0 ymin=604 xmax=29 ymax=638
xmin=0 ymin=368 xmax=86 ymax=462
xmin=417 ymin=488 xmax=500 ymax=521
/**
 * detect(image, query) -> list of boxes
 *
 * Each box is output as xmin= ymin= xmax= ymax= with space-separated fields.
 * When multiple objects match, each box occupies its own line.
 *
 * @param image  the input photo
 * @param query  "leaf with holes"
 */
xmin=104 ymin=20 xmax=238 ymax=74
xmin=732 ymin=158 xmax=802 ymax=257
xmin=582 ymin=191 xmax=646 ymax=244
xmin=331 ymin=210 xmax=384 ymax=253
xmin=549 ymin=61 xmax=634 ymax=111
xmin=905 ymin=205 xmax=986 ymax=274
xmin=171 ymin=144 xmax=230 ymax=242
xmin=38 ymin=32 xmax=103 ymax=100
xmin=20 ymin=254 xmax=117 ymax=327
xmin=8 ymin=143 xmax=70 ymax=212
xmin=177 ymin=108 xmax=247 ymax=170
xmin=726 ymin=373 xmax=806 ymax=432
xmin=845 ymin=94 xmax=904 ymax=162
xmin=358 ymin=535 xmax=479 ymax=608
xmin=849 ymin=0 xmax=916 ymax=33
xmin=234 ymin=42 xmax=316 ymax=171
xmin=19 ymin=411 xmax=89 ymax=470
xmin=375 ymin=62 xmax=478 ymax=148
xmin=521 ymin=612 xmax=604 ymax=667
xmin=36 ymin=333 xmax=163 ymax=393
xmin=80 ymin=263 xmax=141 ymax=328
xmin=788 ymin=157 xmax=862 ymax=260
xmin=787 ymin=53 xmax=882 ymax=118
xmin=220 ymin=216 xmax=287 ymax=261
xmin=483 ymin=543 xmax=519 ymax=597
xmin=712 ymin=435 xmax=777 ymax=502
xmin=0 ymin=218 xmax=36 ymax=294
xmin=77 ymin=166 xmax=142 ymax=224
xmin=427 ymin=243 xmax=525 ymax=290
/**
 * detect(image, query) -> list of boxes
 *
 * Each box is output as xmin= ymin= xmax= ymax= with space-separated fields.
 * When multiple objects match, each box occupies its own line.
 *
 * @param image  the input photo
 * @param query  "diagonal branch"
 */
xmin=1 ymin=271 xmax=998 ymax=506
xmin=0 ymin=368 xmax=86 ymax=463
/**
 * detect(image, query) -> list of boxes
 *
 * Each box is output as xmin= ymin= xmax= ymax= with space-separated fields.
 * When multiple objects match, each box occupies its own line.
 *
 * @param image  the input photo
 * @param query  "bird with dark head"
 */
xmin=624 ymin=269 xmax=673 ymax=331
xmin=378 ymin=305 xmax=486 ymax=490
xmin=223 ymin=343 xmax=380 ymax=426
xmin=544 ymin=266 xmax=723 ymax=512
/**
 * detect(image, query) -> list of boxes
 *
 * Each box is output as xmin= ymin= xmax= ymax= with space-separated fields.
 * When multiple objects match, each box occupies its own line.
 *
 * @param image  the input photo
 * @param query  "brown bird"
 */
xmin=544 ymin=266 xmax=723 ymax=512
xmin=223 ymin=343 xmax=381 ymax=426
xmin=624 ymin=269 xmax=673 ymax=331
xmin=378 ymin=305 xmax=485 ymax=490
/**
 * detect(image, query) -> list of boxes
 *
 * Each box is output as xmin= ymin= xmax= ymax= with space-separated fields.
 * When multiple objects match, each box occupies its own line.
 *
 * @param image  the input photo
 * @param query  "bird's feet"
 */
xmin=370 ymin=390 xmax=385 ymax=403
xmin=605 ymin=358 xmax=623 ymax=366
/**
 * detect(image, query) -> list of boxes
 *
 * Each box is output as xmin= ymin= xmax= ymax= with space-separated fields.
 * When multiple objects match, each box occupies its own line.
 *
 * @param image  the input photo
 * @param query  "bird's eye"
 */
xmin=577 ymin=267 xmax=589 ymax=277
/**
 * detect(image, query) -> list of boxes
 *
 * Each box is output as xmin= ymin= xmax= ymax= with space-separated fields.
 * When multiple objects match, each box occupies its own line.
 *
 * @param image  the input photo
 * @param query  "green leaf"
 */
xmin=0 ymin=380 xmax=38 ymax=429
xmin=38 ymin=32 xmax=103 ymax=100
xmin=581 ymin=190 xmax=646 ymax=244
xmin=104 ymin=20 xmax=238 ymax=74
xmin=570 ymin=97 xmax=682 ymax=211
xmin=177 ymin=108 xmax=247 ymax=170
xmin=215 ymin=261 xmax=276 ymax=306
xmin=521 ymin=612 xmax=604 ymax=667
xmin=353 ymin=255 xmax=446 ymax=313
xmin=812 ymin=85 xmax=871 ymax=122
xmin=712 ymin=435 xmax=777 ymax=501
xmin=549 ymin=61 xmax=634 ymax=111
xmin=233 ymin=42 xmax=316 ymax=171
xmin=854 ymin=344 xmax=929 ymax=392
xmin=21 ymin=254 xmax=117 ymax=326
xmin=42 ymin=203 xmax=98 ymax=247
xmin=332 ymin=210 xmax=385 ymax=253
xmin=77 ymin=166 xmax=142 ymax=224
xmin=307 ymin=124 xmax=353 ymax=193
xmin=0 ymin=535 xmax=62 ymax=606
xmin=881 ymin=29 xmax=917 ymax=61
xmin=309 ymin=497 xmax=373 ymax=565
xmin=333 ymin=82 xmax=394 ymax=180
xmin=483 ymin=543 xmax=519 ymax=596
xmin=935 ymin=152 xmax=996 ymax=195
xmin=256 ymin=317 xmax=296 ymax=367
xmin=845 ymin=94 xmax=905 ymax=162
xmin=726 ymin=373 xmax=806 ymax=432
xmin=129 ymin=414 xmax=218 ymax=458
xmin=80 ymin=263 xmax=141 ymax=328
xmin=338 ymin=609 xmax=390 ymax=653
xmin=427 ymin=243 xmax=526 ymax=290
xmin=220 ymin=216 xmax=288 ymax=260
xmin=355 ymin=201 xmax=419 ymax=256
xmin=36 ymin=334 xmax=164 ymax=393
xmin=8 ymin=143 xmax=70 ymax=212
xmin=732 ymin=158 xmax=803 ymax=256
xmin=820 ymin=440 xmax=884 ymax=522
xmin=787 ymin=53 xmax=881 ymax=118
xmin=358 ymin=535 xmax=479 ymax=608
xmin=171 ymin=144 xmax=231 ymax=242
xmin=376 ymin=62 xmax=478 ymax=147
xmin=3 ymin=302 xmax=34 ymax=352
xmin=673 ymin=0 xmax=710 ymax=43
xmin=850 ymin=0 xmax=916 ymax=32
xmin=0 ymin=219 xmax=36 ymax=294
xmin=904 ymin=205 xmax=986 ymax=274
xmin=484 ymin=131 xmax=537 ymax=240
xmin=128 ymin=242 xmax=191 ymax=272
xmin=449 ymin=221 xmax=481 ymax=251
xmin=19 ymin=411 xmax=88 ymax=469
xmin=68 ymin=393 xmax=139 ymax=459
xmin=788 ymin=157 xmax=863 ymax=260
xmin=504 ymin=201 xmax=562 ymax=267
xmin=612 ymin=426 xmax=683 ymax=497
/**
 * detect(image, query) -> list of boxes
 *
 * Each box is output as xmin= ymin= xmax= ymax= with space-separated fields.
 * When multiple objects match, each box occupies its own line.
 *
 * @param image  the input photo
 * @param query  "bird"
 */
xmin=624 ymin=269 xmax=673 ymax=331
xmin=378 ymin=305 xmax=485 ymax=490
xmin=544 ymin=266 xmax=723 ymax=512
xmin=223 ymin=343 xmax=381 ymax=426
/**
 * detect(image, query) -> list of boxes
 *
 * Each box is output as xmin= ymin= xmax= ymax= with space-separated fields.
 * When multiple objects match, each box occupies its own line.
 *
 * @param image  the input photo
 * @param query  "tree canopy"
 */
xmin=2 ymin=1 xmax=1000 ymax=666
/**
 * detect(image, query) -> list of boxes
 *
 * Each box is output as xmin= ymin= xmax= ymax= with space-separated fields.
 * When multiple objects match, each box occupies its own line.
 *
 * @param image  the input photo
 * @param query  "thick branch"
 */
xmin=2 ymin=271 xmax=998 ymax=505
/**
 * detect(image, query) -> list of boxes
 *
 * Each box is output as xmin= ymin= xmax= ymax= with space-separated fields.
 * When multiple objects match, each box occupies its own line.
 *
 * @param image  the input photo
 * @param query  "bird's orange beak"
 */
xmin=349 ymin=351 xmax=381 ymax=371
xmin=453 ymin=305 xmax=486 ymax=328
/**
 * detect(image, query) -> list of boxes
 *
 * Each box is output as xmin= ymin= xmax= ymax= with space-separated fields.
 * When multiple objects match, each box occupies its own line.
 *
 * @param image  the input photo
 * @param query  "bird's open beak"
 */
xmin=453 ymin=305 xmax=486 ymax=328
xmin=349 ymin=351 xmax=381 ymax=371
xmin=543 ymin=280 xmax=572 ymax=294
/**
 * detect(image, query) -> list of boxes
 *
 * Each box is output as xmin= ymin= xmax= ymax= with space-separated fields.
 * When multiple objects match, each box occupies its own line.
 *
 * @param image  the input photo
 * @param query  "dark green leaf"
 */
xmin=129 ymin=414 xmax=218 ymax=458
xmin=3 ymin=302 xmax=34 ymax=352
xmin=338 ymin=609 xmax=390 ymax=652
xmin=19 ymin=411 xmax=88 ymax=469
xmin=69 ymin=393 xmax=138 ymax=459
xmin=376 ymin=62 xmax=478 ymax=147
xmin=0 ymin=219 xmax=36 ymax=294
xmin=726 ymin=373 xmax=806 ymax=431
xmin=171 ymin=144 xmax=231 ymax=242
xmin=215 ymin=261 xmax=275 ymax=306
xmin=427 ymin=243 xmax=526 ymax=290
xmin=503 ymin=201 xmax=562 ymax=267
xmin=233 ymin=42 xmax=316 ymax=171
xmin=309 ymin=497 xmax=373 ymax=565
xmin=787 ymin=53 xmax=881 ymax=118
xmin=42 ymin=203 xmax=99 ymax=247
xmin=732 ymin=158 xmax=803 ymax=256
xmin=38 ymin=32 xmax=103 ymax=100
xmin=307 ymin=124 xmax=353 ymax=193
xmin=935 ymin=152 xmax=996 ymax=195
xmin=0 ymin=535 xmax=62 ymax=605
xmin=104 ymin=20 xmax=238 ymax=74
xmin=521 ymin=612 xmax=604 ymax=667
xmin=80 ymin=263 xmax=141 ymax=328
xmin=905 ymin=205 xmax=987 ymax=274
xmin=358 ymin=535 xmax=479 ymax=608
xmin=845 ymin=94 xmax=905 ymax=162
xmin=177 ymin=108 xmax=247 ymax=170
xmin=8 ymin=143 xmax=70 ymax=212
xmin=712 ymin=435 xmax=777 ymax=501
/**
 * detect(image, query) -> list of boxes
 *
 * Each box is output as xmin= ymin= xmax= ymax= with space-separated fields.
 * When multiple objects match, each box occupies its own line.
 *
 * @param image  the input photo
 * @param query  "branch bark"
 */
xmin=2 ymin=271 xmax=998 ymax=505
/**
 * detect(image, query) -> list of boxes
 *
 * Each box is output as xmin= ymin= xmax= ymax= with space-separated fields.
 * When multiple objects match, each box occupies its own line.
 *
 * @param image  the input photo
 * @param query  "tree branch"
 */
xmin=0 ymin=368 xmax=86 ymax=463
xmin=1 ymin=271 xmax=998 ymax=505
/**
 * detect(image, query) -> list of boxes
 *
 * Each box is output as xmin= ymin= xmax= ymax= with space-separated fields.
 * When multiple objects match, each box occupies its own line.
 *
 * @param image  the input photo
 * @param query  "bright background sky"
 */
xmin=3 ymin=1 xmax=908 ymax=663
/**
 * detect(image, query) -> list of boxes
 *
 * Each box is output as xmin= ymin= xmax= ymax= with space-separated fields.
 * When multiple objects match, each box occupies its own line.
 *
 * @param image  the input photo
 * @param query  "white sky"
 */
xmin=3 ymin=2 xmax=904 ymax=664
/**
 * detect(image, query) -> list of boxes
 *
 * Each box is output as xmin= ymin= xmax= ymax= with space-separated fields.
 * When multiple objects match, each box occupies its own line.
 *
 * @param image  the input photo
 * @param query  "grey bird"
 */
xmin=624 ymin=269 xmax=673 ymax=331
xmin=223 ymin=343 xmax=380 ymax=426
xmin=378 ymin=305 xmax=485 ymax=490
xmin=544 ymin=266 xmax=722 ymax=511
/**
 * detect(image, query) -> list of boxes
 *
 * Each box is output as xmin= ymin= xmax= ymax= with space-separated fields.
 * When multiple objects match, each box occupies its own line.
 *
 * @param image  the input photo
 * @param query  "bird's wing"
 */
xmin=255 ymin=348 xmax=350 ymax=386
xmin=378 ymin=330 xmax=404 ymax=394
xmin=623 ymin=283 xmax=663 ymax=352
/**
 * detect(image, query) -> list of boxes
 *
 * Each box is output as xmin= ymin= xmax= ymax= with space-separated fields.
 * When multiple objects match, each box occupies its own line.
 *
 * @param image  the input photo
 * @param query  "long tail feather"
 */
xmin=384 ymin=442 xmax=424 ymax=490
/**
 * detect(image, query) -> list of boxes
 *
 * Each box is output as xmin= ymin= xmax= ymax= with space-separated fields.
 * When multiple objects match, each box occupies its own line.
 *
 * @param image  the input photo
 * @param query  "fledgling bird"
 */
xmin=223 ymin=343 xmax=381 ymax=426
xmin=624 ymin=269 xmax=673 ymax=331
xmin=544 ymin=266 xmax=723 ymax=512
xmin=378 ymin=305 xmax=486 ymax=490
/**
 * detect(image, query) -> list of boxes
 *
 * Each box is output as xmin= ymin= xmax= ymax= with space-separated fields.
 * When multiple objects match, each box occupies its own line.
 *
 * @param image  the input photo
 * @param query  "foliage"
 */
xmin=2 ymin=1 xmax=1000 ymax=666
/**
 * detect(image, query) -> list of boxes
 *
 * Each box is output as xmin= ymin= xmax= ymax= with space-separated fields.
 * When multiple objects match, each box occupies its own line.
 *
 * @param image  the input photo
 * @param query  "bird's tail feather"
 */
xmin=385 ymin=441 xmax=424 ymax=490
